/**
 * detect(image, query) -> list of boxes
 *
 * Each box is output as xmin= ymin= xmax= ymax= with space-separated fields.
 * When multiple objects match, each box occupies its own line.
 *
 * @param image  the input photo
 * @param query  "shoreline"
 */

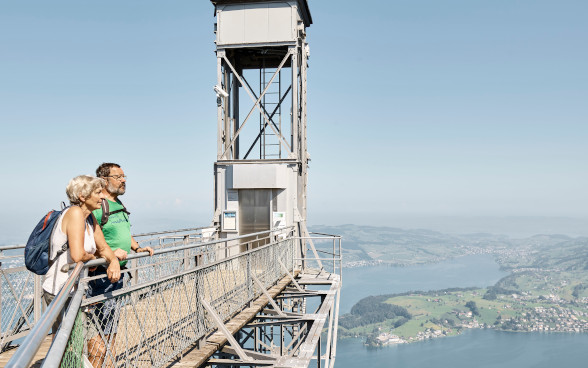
xmin=346 ymin=326 xmax=588 ymax=348
xmin=339 ymin=287 xmax=588 ymax=346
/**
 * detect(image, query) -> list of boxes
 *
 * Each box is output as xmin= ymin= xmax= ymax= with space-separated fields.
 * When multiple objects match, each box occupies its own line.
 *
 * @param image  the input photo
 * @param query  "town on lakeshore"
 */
xmin=358 ymin=288 xmax=588 ymax=346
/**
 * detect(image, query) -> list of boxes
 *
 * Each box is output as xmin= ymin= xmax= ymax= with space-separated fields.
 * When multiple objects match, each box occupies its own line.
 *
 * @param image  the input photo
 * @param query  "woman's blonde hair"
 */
xmin=66 ymin=175 xmax=105 ymax=205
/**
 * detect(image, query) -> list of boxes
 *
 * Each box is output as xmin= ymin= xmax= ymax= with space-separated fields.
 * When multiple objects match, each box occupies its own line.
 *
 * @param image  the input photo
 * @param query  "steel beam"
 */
xmin=220 ymin=52 xmax=293 ymax=159
xmin=201 ymin=296 xmax=252 ymax=362
xmin=252 ymin=273 xmax=287 ymax=317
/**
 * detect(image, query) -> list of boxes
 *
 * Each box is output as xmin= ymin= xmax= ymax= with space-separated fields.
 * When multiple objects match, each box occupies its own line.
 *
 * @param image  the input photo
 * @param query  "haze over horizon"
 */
xmin=1 ymin=0 xmax=586 ymax=244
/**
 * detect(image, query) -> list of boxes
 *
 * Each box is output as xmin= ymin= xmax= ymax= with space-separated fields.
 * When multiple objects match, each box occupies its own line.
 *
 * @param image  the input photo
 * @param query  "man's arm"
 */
xmin=131 ymin=236 xmax=154 ymax=256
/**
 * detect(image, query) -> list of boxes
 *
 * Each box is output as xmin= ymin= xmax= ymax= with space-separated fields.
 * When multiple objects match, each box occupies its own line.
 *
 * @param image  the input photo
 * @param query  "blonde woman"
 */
xmin=42 ymin=175 xmax=121 ymax=332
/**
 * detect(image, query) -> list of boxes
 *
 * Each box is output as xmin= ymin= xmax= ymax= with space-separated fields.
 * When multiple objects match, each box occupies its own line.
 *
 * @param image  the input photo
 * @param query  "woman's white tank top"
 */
xmin=42 ymin=208 xmax=97 ymax=295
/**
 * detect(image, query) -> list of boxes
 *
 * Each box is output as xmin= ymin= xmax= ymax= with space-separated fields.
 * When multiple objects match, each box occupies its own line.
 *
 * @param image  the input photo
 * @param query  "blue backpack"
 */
xmin=25 ymin=206 xmax=70 ymax=275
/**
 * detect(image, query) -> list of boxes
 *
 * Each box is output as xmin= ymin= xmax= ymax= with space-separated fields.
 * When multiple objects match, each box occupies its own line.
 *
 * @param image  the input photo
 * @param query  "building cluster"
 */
xmin=344 ymin=260 xmax=384 ymax=268
xmin=375 ymin=332 xmax=406 ymax=345
xmin=374 ymin=303 xmax=588 ymax=347
xmin=408 ymin=328 xmax=446 ymax=342
xmin=376 ymin=327 xmax=456 ymax=345
xmin=377 ymin=326 xmax=459 ymax=345
xmin=501 ymin=307 xmax=588 ymax=333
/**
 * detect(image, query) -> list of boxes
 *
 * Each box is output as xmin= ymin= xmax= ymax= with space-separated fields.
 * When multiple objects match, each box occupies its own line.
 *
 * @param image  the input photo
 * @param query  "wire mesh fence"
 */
xmin=0 ymin=248 xmax=41 ymax=351
xmin=0 ymin=227 xmax=212 ymax=350
xmin=62 ymin=237 xmax=294 ymax=368
xmin=60 ymin=310 xmax=86 ymax=368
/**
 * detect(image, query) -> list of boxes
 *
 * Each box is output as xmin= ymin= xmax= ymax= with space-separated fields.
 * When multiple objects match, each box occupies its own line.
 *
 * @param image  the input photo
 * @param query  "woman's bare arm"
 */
xmin=62 ymin=207 xmax=96 ymax=263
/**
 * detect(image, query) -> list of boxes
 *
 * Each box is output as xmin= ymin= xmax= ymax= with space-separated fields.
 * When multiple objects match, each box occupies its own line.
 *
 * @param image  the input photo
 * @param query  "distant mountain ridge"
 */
xmin=309 ymin=224 xmax=588 ymax=269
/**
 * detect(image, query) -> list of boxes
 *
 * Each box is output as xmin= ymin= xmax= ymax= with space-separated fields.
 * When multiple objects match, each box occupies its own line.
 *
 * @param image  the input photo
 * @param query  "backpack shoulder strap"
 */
xmin=48 ymin=208 xmax=69 ymax=266
xmin=100 ymin=199 xmax=109 ymax=228
xmin=116 ymin=199 xmax=131 ymax=215
xmin=100 ymin=198 xmax=131 ymax=229
xmin=48 ymin=242 xmax=69 ymax=268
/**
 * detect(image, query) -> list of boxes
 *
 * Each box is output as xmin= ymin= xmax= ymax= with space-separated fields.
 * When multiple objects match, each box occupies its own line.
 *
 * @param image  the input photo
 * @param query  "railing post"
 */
xmin=183 ymin=235 xmax=190 ymax=271
xmin=292 ymin=238 xmax=295 ymax=274
xmin=34 ymin=274 xmax=43 ymax=323
xmin=332 ymin=237 xmax=336 ymax=275
xmin=130 ymin=256 xmax=138 ymax=287
xmin=247 ymin=253 xmax=252 ymax=301
xmin=340 ymin=238 xmax=343 ymax=283
xmin=297 ymin=222 xmax=305 ymax=271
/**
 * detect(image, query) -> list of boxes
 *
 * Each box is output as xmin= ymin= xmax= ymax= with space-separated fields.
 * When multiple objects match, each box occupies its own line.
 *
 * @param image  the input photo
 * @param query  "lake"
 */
xmin=336 ymin=330 xmax=588 ymax=368
xmin=335 ymin=255 xmax=588 ymax=367
xmin=340 ymin=255 xmax=508 ymax=313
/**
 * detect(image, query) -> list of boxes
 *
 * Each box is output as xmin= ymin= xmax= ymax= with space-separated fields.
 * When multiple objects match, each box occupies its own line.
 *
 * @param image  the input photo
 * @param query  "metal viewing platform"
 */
xmin=1 ymin=228 xmax=341 ymax=367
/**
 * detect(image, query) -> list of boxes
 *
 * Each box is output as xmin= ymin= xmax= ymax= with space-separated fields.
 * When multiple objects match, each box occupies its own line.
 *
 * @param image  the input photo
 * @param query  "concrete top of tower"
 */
xmin=210 ymin=0 xmax=312 ymax=27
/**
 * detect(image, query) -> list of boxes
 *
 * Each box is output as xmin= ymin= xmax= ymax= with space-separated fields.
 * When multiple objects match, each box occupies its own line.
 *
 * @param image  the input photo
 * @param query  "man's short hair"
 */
xmin=96 ymin=163 xmax=121 ymax=178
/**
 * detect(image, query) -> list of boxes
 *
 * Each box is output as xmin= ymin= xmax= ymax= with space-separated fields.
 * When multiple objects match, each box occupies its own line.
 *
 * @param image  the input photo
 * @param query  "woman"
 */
xmin=42 ymin=175 xmax=121 ymax=332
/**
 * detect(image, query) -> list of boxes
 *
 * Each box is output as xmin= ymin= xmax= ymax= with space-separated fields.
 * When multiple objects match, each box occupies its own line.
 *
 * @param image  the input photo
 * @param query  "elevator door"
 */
xmin=239 ymin=189 xmax=271 ymax=249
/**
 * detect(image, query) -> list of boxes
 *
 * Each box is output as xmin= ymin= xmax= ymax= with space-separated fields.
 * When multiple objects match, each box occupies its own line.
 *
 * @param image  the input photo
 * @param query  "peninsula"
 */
xmin=317 ymin=225 xmax=588 ymax=345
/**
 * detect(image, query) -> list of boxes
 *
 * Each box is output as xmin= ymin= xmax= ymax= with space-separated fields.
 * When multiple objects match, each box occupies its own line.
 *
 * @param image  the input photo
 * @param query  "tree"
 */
xmin=483 ymin=290 xmax=497 ymax=300
xmin=394 ymin=317 xmax=409 ymax=328
xmin=465 ymin=301 xmax=480 ymax=316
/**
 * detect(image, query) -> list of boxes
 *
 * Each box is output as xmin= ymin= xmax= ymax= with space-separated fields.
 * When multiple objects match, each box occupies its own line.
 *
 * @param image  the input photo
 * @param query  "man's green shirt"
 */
xmin=92 ymin=199 xmax=131 ymax=266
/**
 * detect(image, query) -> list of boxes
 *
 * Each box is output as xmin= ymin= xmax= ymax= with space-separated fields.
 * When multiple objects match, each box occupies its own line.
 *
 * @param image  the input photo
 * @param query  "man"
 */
xmin=87 ymin=162 xmax=153 ymax=367
xmin=94 ymin=162 xmax=153 ymax=262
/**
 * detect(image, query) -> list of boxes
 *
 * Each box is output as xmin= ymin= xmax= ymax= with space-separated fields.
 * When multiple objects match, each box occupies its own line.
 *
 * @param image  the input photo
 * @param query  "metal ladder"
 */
xmin=260 ymin=64 xmax=282 ymax=159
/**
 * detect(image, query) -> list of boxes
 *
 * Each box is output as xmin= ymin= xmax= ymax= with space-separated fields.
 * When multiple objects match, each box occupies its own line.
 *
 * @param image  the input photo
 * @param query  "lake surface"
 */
xmin=335 ymin=255 xmax=588 ymax=367
xmin=336 ymin=330 xmax=588 ymax=368
xmin=341 ymin=255 xmax=508 ymax=313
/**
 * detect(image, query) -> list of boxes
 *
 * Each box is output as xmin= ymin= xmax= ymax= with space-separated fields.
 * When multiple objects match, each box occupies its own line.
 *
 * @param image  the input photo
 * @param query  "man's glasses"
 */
xmin=106 ymin=175 xmax=127 ymax=181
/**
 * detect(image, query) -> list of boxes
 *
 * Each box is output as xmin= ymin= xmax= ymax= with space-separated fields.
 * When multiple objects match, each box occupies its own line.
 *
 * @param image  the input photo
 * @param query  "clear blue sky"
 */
xmin=1 ymin=0 xmax=587 ymax=243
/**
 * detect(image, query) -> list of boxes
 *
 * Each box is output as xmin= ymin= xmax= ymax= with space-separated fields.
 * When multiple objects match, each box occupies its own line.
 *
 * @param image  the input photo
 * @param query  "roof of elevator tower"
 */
xmin=210 ymin=0 xmax=312 ymax=27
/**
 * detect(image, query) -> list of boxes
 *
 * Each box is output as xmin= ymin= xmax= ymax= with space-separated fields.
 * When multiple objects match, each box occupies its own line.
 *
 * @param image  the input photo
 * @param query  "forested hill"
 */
xmin=339 ymin=295 xmax=412 ymax=330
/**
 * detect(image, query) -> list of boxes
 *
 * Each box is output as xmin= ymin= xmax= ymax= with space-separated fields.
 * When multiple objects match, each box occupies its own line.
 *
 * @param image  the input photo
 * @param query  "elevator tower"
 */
xmin=211 ymin=0 xmax=312 ymax=251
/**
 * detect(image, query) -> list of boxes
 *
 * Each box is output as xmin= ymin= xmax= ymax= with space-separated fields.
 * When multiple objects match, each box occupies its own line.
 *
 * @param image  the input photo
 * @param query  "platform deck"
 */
xmin=167 ymin=272 xmax=298 ymax=367
xmin=0 ymin=335 xmax=52 ymax=367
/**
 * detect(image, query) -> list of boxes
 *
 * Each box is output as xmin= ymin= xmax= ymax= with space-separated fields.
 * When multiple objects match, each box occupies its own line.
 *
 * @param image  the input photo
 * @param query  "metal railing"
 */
xmin=0 ymin=227 xmax=214 ymax=350
xmin=7 ymin=226 xmax=298 ymax=367
xmin=6 ymin=262 xmax=85 ymax=368
xmin=0 ymin=245 xmax=43 ymax=352
xmin=299 ymin=232 xmax=342 ymax=278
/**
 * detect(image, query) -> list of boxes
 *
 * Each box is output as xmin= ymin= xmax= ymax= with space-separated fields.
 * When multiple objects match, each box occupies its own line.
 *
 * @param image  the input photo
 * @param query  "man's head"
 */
xmin=96 ymin=162 xmax=126 ymax=197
